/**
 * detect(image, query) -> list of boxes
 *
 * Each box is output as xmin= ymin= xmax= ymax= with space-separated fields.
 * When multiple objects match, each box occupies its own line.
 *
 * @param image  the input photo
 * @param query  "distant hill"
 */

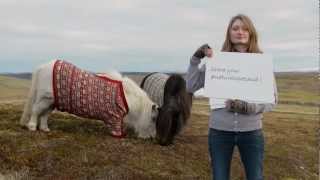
xmin=0 ymin=73 xmax=32 ymax=80
xmin=0 ymin=72 xmax=187 ymax=102
xmin=2 ymin=71 xmax=316 ymax=81
xmin=0 ymin=72 xmax=152 ymax=80
xmin=0 ymin=71 xmax=318 ymax=107
xmin=0 ymin=75 xmax=31 ymax=101
xmin=0 ymin=72 xmax=187 ymax=82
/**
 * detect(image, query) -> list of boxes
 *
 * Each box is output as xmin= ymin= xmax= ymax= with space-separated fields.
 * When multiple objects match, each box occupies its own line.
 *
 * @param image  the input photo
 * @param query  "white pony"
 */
xmin=20 ymin=60 xmax=159 ymax=139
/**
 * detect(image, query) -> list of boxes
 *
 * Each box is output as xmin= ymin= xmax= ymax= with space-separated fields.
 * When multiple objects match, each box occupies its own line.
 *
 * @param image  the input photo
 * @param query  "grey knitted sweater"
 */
xmin=141 ymin=73 xmax=170 ymax=107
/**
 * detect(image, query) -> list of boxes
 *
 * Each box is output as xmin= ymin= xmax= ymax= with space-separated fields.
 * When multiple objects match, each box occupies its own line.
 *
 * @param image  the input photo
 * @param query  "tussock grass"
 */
xmin=0 ymin=103 xmax=211 ymax=179
xmin=0 ymin=101 xmax=318 ymax=179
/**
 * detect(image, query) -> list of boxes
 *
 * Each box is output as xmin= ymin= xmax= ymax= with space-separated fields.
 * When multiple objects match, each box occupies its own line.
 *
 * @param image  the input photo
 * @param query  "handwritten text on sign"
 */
xmin=204 ymin=52 xmax=275 ymax=103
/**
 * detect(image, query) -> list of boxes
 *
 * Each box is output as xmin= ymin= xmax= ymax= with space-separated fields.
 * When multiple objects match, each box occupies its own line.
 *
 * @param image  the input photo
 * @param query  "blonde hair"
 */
xmin=222 ymin=14 xmax=262 ymax=53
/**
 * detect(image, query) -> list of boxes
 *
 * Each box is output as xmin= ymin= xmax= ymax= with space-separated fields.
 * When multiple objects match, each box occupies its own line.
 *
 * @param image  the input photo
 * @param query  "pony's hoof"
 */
xmin=40 ymin=127 xmax=50 ymax=132
xmin=27 ymin=123 xmax=37 ymax=131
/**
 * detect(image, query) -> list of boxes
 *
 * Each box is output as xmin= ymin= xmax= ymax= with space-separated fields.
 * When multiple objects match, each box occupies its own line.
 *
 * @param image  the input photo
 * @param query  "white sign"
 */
xmin=204 ymin=52 xmax=275 ymax=103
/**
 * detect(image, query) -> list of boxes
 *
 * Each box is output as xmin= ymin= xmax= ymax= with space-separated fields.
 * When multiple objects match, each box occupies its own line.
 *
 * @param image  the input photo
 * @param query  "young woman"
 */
xmin=186 ymin=14 xmax=278 ymax=180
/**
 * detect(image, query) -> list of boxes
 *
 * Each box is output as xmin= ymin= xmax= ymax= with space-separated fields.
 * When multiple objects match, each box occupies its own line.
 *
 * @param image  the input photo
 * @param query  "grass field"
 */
xmin=0 ymin=73 xmax=318 ymax=180
xmin=0 ymin=75 xmax=30 ymax=102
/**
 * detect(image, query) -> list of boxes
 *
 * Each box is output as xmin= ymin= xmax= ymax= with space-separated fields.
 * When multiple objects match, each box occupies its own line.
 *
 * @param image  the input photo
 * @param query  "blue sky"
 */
xmin=0 ymin=0 xmax=318 ymax=72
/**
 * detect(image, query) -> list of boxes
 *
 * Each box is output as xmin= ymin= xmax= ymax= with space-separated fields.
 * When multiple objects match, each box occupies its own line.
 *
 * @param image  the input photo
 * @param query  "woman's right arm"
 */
xmin=186 ymin=44 xmax=212 ymax=94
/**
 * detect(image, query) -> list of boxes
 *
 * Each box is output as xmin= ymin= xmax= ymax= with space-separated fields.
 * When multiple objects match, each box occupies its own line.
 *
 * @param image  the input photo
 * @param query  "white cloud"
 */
xmin=0 ymin=0 xmax=318 ymax=72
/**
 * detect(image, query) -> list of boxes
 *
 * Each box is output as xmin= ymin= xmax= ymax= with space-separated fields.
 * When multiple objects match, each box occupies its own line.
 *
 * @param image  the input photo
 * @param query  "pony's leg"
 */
xmin=24 ymin=60 xmax=55 ymax=131
xmin=39 ymin=108 xmax=52 ymax=132
xmin=20 ymin=69 xmax=40 ymax=126
xmin=27 ymin=107 xmax=41 ymax=131
xmin=27 ymin=98 xmax=53 ymax=131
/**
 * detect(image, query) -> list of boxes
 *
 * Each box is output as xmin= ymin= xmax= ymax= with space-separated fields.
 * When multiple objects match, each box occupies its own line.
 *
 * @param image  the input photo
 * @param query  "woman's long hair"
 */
xmin=222 ymin=14 xmax=262 ymax=53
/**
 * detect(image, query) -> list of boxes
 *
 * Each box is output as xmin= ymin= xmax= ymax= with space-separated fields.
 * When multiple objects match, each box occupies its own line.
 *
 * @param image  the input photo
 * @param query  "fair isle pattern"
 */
xmin=52 ymin=60 xmax=129 ymax=137
xmin=142 ymin=73 xmax=169 ymax=107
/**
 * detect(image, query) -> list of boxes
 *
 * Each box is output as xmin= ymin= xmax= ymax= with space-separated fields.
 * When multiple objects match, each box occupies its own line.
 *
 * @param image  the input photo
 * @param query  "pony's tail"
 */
xmin=20 ymin=68 xmax=39 ymax=126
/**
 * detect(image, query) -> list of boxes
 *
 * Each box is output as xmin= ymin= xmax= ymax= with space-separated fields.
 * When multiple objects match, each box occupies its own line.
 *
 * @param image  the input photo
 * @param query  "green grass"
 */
xmin=275 ymin=73 xmax=319 ymax=105
xmin=274 ymin=104 xmax=318 ymax=115
xmin=0 ymin=103 xmax=210 ymax=179
xmin=0 ymin=101 xmax=318 ymax=179
xmin=0 ymin=75 xmax=30 ymax=101
xmin=0 ymin=73 xmax=319 ymax=179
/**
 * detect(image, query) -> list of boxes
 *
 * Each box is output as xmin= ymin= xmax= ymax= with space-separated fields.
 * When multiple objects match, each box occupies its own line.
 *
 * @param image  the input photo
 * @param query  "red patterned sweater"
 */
xmin=52 ymin=60 xmax=129 ymax=137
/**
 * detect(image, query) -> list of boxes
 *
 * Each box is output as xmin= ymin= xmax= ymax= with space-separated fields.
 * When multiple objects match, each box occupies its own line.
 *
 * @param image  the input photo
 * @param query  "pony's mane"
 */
xmin=164 ymin=74 xmax=191 ymax=121
xmin=122 ymin=76 xmax=148 ymax=97
xmin=121 ymin=75 xmax=156 ymax=119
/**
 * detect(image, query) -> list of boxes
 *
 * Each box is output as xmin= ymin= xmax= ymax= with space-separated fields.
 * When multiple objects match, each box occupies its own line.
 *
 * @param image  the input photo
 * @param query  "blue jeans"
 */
xmin=208 ymin=128 xmax=264 ymax=180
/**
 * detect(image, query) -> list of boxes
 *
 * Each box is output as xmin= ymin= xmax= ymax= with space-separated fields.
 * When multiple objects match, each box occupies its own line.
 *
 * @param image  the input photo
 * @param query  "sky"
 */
xmin=0 ymin=0 xmax=318 ymax=73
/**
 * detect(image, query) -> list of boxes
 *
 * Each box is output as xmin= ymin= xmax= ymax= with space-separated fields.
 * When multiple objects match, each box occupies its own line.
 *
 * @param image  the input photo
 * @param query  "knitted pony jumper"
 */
xmin=52 ymin=60 xmax=129 ymax=137
xmin=140 ymin=73 xmax=169 ymax=107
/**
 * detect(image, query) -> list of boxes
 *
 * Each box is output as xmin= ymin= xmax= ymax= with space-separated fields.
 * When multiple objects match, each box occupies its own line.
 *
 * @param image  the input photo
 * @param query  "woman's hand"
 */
xmin=225 ymin=99 xmax=256 ymax=114
xmin=205 ymin=48 xmax=213 ymax=58
xmin=193 ymin=44 xmax=213 ymax=59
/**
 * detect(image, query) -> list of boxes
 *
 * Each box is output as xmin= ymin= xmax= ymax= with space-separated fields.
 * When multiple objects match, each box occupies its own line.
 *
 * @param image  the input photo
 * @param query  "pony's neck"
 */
xmin=121 ymin=77 xmax=149 ymax=106
xmin=122 ymin=77 xmax=140 ymax=94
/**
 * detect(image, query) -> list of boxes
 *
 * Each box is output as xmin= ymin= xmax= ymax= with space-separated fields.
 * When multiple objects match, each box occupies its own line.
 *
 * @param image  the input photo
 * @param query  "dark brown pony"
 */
xmin=141 ymin=73 xmax=191 ymax=145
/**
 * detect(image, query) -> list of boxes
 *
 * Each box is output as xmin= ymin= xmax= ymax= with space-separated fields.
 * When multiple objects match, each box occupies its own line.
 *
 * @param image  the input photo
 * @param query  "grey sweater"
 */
xmin=186 ymin=56 xmax=278 ymax=132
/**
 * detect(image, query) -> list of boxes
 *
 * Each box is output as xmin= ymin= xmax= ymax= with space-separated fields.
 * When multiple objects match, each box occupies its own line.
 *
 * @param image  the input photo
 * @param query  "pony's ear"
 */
xmin=151 ymin=104 xmax=159 ymax=121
